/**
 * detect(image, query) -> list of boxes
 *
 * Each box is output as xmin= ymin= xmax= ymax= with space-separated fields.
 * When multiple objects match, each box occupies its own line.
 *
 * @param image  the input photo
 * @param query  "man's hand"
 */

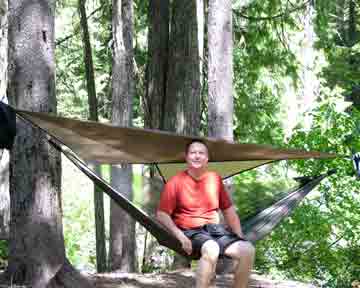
xmin=223 ymin=205 xmax=246 ymax=239
xmin=236 ymin=231 xmax=246 ymax=239
xmin=179 ymin=234 xmax=192 ymax=255
xmin=156 ymin=211 xmax=193 ymax=255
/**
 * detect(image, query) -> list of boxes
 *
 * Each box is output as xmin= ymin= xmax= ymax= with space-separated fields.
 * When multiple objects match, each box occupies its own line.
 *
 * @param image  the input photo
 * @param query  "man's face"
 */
xmin=185 ymin=142 xmax=209 ymax=170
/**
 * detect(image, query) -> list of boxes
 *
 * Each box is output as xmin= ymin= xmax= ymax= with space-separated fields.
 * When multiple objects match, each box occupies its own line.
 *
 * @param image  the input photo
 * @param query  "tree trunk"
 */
xmin=141 ymin=0 xmax=169 ymax=272
xmin=109 ymin=0 xmax=136 ymax=272
xmin=296 ymin=1 xmax=318 ymax=133
xmin=348 ymin=0 xmax=356 ymax=46
xmin=0 ymin=0 xmax=9 ymax=241
xmin=335 ymin=0 xmax=346 ymax=45
xmin=333 ymin=0 xmax=357 ymax=47
xmin=78 ymin=0 xmax=107 ymax=273
xmin=6 ymin=1 xmax=92 ymax=287
xmin=208 ymin=0 xmax=233 ymax=141
xmin=78 ymin=0 xmax=98 ymax=121
xmin=164 ymin=0 xmax=203 ymax=135
xmin=165 ymin=0 xmax=203 ymax=269
xmin=144 ymin=0 xmax=169 ymax=130
xmin=207 ymin=0 xmax=234 ymax=274
xmin=0 ymin=0 xmax=6 ymax=99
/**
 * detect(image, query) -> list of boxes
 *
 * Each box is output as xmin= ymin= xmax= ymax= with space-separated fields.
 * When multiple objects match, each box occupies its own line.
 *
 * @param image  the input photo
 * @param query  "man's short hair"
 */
xmin=185 ymin=139 xmax=209 ymax=154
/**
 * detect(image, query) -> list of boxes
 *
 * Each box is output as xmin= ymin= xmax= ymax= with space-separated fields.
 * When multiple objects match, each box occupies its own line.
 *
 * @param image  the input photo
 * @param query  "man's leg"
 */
xmin=224 ymin=241 xmax=255 ymax=288
xmin=196 ymin=240 xmax=220 ymax=288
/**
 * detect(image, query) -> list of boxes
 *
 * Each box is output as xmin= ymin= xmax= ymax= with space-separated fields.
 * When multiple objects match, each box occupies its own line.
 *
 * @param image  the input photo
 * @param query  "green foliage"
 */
xmin=233 ymin=163 xmax=297 ymax=220
xmin=0 ymin=240 xmax=8 ymax=269
xmin=133 ymin=0 xmax=148 ymax=127
xmin=62 ymin=158 xmax=98 ymax=271
xmin=321 ymin=44 xmax=360 ymax=92
xmin=314 ymin=0 xmax=360 ymax=109
xmin=56 ymin=1 xmax=111 ymax=120
xmin=231 ymin=1 xmax=360 ymax=282
xmin=232 ymin=0 xmax=303 ymax=144
xmin=256 ymin=96 xmax=360 ymax=287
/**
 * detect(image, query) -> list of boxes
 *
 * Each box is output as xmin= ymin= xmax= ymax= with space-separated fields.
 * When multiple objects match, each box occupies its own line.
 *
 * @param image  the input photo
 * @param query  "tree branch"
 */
xmin=55 ymin=4 xmax=104 ymax=46
xmin=233 ymin=0 xmax=312 ymax=22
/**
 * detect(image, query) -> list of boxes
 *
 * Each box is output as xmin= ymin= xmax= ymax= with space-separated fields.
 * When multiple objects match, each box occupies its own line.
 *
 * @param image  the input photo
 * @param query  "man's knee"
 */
xmin=224 ymin=241 xmax=255 ymax=260
xmin=200 ymin=240 xmax=220 ymax=264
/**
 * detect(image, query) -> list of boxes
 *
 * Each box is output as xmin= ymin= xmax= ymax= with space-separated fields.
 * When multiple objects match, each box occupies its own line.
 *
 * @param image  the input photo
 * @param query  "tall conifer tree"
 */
xmin=207 ymin=0 xmax=234 ymax=273
xmin=208 ymin=0 xmax=233 ymax=141
xmin=6 ymin=1 xmax=93 ymax=286
xmin=109 ymin=0 xmax=136 ymax=272
xmin=164 ymin=1 xmax=203 ymax=136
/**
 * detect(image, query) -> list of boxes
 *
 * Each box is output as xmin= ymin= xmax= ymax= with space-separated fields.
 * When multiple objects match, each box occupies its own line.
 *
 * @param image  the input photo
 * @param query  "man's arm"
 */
xmin=222 ymin=205 xmax=245 ymax=238
xmin=156 ymin=210 xmax=192 ymax=255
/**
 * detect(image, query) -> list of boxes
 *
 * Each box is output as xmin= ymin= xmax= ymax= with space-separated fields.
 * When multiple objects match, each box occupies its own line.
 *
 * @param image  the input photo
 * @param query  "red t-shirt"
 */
xmin=157 ymin=170 xmax=232 ymax=229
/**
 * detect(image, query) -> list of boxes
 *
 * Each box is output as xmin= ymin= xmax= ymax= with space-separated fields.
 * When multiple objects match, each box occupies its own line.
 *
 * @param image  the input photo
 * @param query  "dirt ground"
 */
xmin=91 ymin=270 xmax=317 ymax=288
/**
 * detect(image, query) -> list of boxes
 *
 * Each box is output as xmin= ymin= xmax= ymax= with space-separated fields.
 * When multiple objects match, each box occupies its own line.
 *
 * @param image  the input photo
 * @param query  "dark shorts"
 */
xmin=182 ymin=224 xmax=246 ymax=258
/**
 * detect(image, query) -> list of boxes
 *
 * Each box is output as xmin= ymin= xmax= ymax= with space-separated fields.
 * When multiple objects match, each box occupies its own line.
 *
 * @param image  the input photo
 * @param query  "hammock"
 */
xmin=50 ymin=138 xmax=335 ymax=258
xmin=0 ymin=102 xmax=339 ymax=258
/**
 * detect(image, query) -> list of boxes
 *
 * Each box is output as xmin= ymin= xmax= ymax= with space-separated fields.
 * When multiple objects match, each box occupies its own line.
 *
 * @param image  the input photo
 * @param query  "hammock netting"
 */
xmin=0 ymin=102 xmax=340 ymax=258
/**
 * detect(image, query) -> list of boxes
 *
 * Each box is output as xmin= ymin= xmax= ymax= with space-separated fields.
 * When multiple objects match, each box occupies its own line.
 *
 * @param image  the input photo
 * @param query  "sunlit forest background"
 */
xmin=1 ymin=0 xmax=360 ymax=287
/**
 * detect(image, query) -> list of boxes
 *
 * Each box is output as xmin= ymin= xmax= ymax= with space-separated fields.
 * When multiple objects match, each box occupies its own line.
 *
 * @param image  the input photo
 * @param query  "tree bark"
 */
xmin=348 ymin=0 xmax=356 ymax=46
xmin=141 ymin=0 xmax=170 ymax=271
xmin=291 ymin=1 xmax=318 ymax=134
xmin=109 ymin=0 xmax=136 ymax=272
xmin=334 ymin=0 xmax=357 ymax=47
xmin=0 ymin=0 xmax=9 ymax=241
xmin=78 ymin=0 xmax=98 ymax=121
xmin=78 ymin=0 xmax=107 ymax=273
xmin=6 ymin=1 xmax=93 ymax=287
xmin=0 ymin=0 xmax=6 ymax=99
xmin=164 ymin=0 xmax=203 ymax=135
xmin=144 ymin=0 xmax=169 ymax=130
xmin=208 ymin=0 xmax=233 ymax=141
xmin=335 ymin=0 xmax=346 ymax=45
xmin=207 ymin=0 xmax=234 ymax=274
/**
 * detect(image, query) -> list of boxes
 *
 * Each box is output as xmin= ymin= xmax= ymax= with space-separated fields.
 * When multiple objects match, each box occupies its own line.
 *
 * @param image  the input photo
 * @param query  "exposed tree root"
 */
xmin=0 ymin=259 xmax=94 ymax=288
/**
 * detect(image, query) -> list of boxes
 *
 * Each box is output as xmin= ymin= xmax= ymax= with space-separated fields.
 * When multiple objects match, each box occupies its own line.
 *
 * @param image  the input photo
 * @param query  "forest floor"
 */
xmin=91 ymin=270 xmax=317 ymax=288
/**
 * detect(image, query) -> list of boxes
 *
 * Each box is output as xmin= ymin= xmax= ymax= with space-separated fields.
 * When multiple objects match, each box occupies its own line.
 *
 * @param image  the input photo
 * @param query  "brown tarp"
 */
xmin=14 ymin=109 xmax=338 ymax=255
xmin=16 ymin=110 xmax=339 ymax=180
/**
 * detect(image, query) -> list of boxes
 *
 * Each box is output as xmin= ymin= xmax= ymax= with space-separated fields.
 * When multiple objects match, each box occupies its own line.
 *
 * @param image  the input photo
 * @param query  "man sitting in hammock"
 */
xmin=157 ymin=140 xmax=255 ymax=288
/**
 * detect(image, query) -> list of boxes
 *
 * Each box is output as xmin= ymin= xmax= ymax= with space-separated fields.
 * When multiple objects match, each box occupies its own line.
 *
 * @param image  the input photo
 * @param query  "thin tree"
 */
xmin=0 ymin=0 xmax=9 ymax=241
xmin=335 ymin=0 xmax=357 ymax=47
xmin=5 ymin=1 xmax=93 ymax=286
xmin=78 ymin=0 xmax=107 ymax=272
xmin=108 ymin=0 xmax=136 ymax=272
xmin=333 ymin=0 xmax=359 ymax=105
